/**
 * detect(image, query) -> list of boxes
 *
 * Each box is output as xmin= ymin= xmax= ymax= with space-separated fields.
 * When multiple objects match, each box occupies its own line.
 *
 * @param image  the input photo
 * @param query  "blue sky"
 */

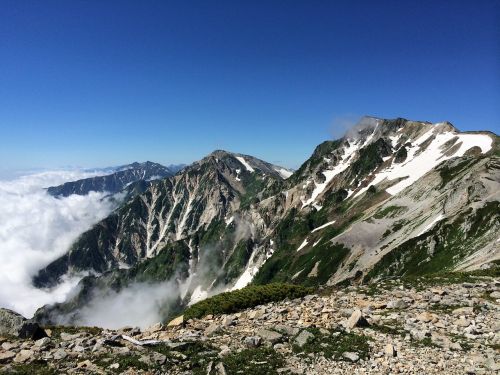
xmin=1 ymin=0 xmax=498 ymax=172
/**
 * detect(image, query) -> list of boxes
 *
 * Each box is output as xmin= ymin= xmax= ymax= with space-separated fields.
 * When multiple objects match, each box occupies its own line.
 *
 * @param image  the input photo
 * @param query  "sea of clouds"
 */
xmin=0 ymin=169 xmax=118 ymax=318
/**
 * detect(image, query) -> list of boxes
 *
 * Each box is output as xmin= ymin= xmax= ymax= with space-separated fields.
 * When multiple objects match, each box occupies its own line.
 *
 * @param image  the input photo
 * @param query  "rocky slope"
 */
xmin=33 ymin=117 xmax=499 ymax=327
xmin=2 ymin=273 xmax=499 ymax=374
xmin=47 ymin=161 xmax=173 ymax=197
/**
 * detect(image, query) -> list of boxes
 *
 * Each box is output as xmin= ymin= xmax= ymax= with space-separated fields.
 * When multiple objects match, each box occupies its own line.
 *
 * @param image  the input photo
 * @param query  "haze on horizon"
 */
xmin=1 ymin=0 xmax=498 ymax=173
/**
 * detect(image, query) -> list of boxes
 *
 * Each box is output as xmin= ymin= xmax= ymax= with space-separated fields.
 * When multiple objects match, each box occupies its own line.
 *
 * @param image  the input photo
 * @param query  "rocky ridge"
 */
xmin=2 ymin=275 xmax=499 ymax=374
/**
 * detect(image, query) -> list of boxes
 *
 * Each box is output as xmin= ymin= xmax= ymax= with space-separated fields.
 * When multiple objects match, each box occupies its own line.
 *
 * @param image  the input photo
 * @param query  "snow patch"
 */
xmin=236 ymin=156 xmax=255 ymax=172
xmin=296 ymin=238 xmax=309 ymax=252
xmin=417 ymin=214 xmax=444 ymax=237
xmin=311 ymin=220 xmax=336 ymax=233
xmin=302 ymin=140 xmax=360 ymax=208
xmin=353 ymin=130 xmax=493 ymax=198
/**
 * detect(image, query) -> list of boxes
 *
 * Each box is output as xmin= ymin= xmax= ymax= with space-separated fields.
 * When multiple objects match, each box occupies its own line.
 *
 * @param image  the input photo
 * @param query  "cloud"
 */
xmin=0 ymin=169 xmax=117 ymax=318
xmin=329 ymin=115 xmax=381 ymax=140
xmin=74 ymin=280 xmax=180 ymax=329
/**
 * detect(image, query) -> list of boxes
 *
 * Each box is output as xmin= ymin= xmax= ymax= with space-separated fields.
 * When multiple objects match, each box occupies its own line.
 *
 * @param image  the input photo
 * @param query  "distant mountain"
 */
xmin=167 ymin=164 xmax=187 ymax=174
xmin=34 ymin=118 xmax=499 ymax=326
xmin=46 ymin=161 xmax=173 ymax=197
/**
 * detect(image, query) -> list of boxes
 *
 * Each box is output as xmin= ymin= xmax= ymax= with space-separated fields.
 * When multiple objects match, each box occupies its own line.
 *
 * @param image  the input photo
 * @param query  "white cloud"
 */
xmin=74 ymin=280 xmax=180 ymax=329
xmin=0 ymin=169 xmax=117 ymax=318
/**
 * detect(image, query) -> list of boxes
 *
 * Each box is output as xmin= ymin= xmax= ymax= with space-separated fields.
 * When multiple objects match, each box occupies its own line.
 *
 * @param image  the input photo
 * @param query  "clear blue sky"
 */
xmin=1 ymin=0 xmax=499 ymax=171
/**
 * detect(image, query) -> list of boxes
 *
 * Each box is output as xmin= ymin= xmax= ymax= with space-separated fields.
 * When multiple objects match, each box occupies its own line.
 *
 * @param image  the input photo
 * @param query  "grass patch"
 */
xmin=292 ymin=328 xmax=370 ymax=361
xmin=183 ymin=283 xmax=313 ymax=320
xmin=222 ymin=347 xmax=285 ymax=375
xmin=427 ymin=304 xmax=469 ymax=314
xmin=152 ymin=341 xmax=218 ymax=375
xmin=370 ymin=323 xmax=405 ymax=337
xmin=412 ymin=337 xmax=439 ymax=348
xmin=94 ymin=354 xmax=151 ymax=373
xmin=2 ymin=361 xmax=56 ymax=375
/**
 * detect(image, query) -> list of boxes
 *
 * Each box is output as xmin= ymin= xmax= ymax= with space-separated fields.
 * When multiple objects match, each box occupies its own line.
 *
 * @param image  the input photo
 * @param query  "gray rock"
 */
xmin=454 ymin=317 xmax=471 ymax=327
xmin=452 ymin=307 xmax=474 ymax=316
xmin=60 ymin=332 xmax=82 ymax=341
xmin=14 ymin=349 xmax=34 ymax=363
xmin=256 ymin=328 xmax=283 ymax=344
xmin=144 ymin=322 xmax=163 ymax=334
xmin=218 ymin=345 xmax=231 ymax=357
xmin=410 ymin=328 xmax=430 ymax=341
xmin=274 ymin=324 xmax=300 ymax=336
xmin=222 ymin=316 xmax=234 ymax=327
xmin=294 ymin=330 xmax=314 ymax=348
xmin=1 ymin=341 xmax=17 ymax=350
xmin=34 ymin=337 xmax=51 ymax=349
xmin=215 ymin=362 xmax=227 ymax=375
xmin=342 ymin=352 xmax=359 ymax=362
xmin=489 ymin=291 xmax=500 ymax=299
xmin=53 ymin=349 xmax=68 ymax=360
xmin=384 ymin=343 xmax=396 ymax=357
xmin=0 ymin=351 xmax=16 ymax=363
xmin=346 ymin=309 xmax=369 ymax=329
xmin=151 ymin=352 xmax=167 ymax=365
xmin=204 ymin=323 xmax=222 ymax=336
xmin=244 ymin=336 xmax=262 ymax=348
xmin=387 ymin=299 xmax=407 ymax=309
xmin=0 ymin=308 xmax=46 ymax=340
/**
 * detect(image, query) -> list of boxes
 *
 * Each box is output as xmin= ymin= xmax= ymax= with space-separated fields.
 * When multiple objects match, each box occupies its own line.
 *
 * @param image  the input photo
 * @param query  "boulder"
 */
xmin=0 ymin=351 xmax=16 ymax=363
xmin=53 ymin=349 xmax=68 ymax=360
xmin=14 ymin=349 xmax=33 ymax=363
xmin=294 ymin=330 xmax=314 ymax=348
xmin=342 ymin=352 xmax=359 ymax=362
xmin=0 ymin=308 xmax=47 ymax=340
xmin=346 ymin=309 xmax=369 ymax=329
xmin=387 ymin=299 xmax=407 ymax=309
xmin=167 ymin=315 xmax=184 ymax=327
xmin=244 ymin=336 xmax=261 ymax=348
xmin=256 ymin=328 xmax=283 ymax=344
xmin=384 ymin=343 xmax=396 ymax=357
xmin=144 ymin=322 xmax=163 ymax=334
xmin=204 ymin=323 xmax=222 ymax=336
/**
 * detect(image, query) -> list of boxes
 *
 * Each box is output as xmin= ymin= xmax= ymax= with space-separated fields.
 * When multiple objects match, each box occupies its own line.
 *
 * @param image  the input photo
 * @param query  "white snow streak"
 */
xmin=417 ymin=214 xmax=444 ymax=237
xmin=236 ymin=157 xmax=255 ymax=172
xmin=311 ymin=220 xmax=336 ymax=233
xmin=296 ymin=238 xmax=309 ymax=252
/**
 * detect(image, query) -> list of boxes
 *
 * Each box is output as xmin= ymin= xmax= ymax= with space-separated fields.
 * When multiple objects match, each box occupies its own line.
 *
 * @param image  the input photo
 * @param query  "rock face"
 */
xmin=32 ymin=117 xmax=499 ymax=327
xmin=0 ymin=308 xmax=46 ymax=340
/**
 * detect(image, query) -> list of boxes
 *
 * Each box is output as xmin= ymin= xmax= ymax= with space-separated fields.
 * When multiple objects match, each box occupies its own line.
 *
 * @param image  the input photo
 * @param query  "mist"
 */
xmin=74 ymin=280 xmax=180 ymax=329
xmin=330 ymin=115 xmax=381 ymax=140
xmin=0 ymin=169 xmax=118 ymax=317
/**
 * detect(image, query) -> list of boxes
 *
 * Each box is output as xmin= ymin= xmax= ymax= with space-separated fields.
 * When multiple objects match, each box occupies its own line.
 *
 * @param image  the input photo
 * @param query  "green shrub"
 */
xmin=292 ymin=328 xmax=371 ymax=360
xmin=183 ymin=283 xmax=313 ymax=320
xmin=222 ymin=347 xmax=285 ymax=375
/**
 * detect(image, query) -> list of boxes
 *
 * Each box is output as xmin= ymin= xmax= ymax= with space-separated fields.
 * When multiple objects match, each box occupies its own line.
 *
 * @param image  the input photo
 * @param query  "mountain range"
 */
xmin=32 ymin=117 xmax=499 ymax=325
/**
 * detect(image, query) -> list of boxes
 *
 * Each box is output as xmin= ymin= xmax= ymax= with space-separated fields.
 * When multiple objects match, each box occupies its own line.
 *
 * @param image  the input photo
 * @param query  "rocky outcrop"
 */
xmin=0 ymin=308 xmax=46 ymax=340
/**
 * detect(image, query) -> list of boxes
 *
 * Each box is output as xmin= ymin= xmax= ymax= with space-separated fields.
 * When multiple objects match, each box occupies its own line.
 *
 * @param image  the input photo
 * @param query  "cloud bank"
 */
xmin=0 ymin=169 xmax=117 ymax=318
xmin=75 ymin=280 xmax=180 ymax=329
